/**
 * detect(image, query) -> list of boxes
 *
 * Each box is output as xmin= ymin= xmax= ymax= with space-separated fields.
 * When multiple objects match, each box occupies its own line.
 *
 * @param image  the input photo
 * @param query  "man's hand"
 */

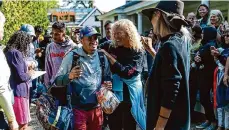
xmin=102 ymin=81 xmax=112 ymax=90
xmin=141 ymin=36 xmax=157 ymax=57
xmin=223 ymin=75 xmax=229 ymax=87
xmin=69 ymin=66 xmax=83 ymax=80
xmin=141 ymin=36 xmax=153 ymax=50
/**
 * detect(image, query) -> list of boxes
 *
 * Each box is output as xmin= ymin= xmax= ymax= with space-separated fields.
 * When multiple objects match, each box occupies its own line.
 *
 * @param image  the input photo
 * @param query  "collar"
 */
xmin=160 ymin=32 xmax=182 ymax=43
xmin=81 ymin=47 xmax=97 ymax=59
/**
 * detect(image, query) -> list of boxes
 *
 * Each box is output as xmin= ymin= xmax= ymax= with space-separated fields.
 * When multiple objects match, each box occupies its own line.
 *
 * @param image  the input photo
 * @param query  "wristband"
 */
xmin=159 ymin=115 xmax=169 ymax=119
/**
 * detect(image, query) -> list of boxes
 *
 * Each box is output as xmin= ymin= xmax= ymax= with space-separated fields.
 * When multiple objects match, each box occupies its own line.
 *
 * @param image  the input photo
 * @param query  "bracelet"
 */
xmin=159 ymin=115 xmax=169 ymax=119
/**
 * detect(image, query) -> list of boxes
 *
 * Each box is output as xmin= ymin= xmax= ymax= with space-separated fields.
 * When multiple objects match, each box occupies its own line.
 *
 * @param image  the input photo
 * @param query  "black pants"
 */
xmin=189 ymin=68 xmax=198 ymax=114
xmin=108 ymin=102 xmax=136 ymax=130
xmin=198 ymin=69 xmax=216 ymax=122
xmin=0 ymin=111 xmax=9 ymax=130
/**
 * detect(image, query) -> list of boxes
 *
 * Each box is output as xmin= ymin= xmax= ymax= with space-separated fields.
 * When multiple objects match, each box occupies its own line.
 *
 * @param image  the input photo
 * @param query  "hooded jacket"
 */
xmin=54 ymin=46 xmax=111 ymax=110
xmin=44 ymin=37 xmax=76 ymax=87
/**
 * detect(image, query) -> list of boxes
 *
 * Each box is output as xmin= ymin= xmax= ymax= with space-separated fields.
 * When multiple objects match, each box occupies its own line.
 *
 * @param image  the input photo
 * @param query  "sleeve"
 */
xmin=44 ymin=44 xmax=52 ymax=87
xmin=11 ymin=51 xmax=31 ymax=82
xmin=0 ymin=50 xmax=10 ymax=87
xmin=111 ymin=51 xmax=143 ymax=79
xmin=160 ymin=43 xmax=182 ymax=110
xmin=54 ymin=52 xmax=73 ymax=86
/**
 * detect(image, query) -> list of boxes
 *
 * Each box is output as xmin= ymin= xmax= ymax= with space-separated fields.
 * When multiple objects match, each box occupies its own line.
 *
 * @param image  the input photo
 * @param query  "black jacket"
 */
xmin=147 ymin=33 xmax=190 ymax=130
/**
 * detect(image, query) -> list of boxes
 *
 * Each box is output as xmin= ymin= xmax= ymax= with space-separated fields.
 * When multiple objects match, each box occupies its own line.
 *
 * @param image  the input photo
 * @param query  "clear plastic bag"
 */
xmin=97 ymin=87 xmax=120 ymax=114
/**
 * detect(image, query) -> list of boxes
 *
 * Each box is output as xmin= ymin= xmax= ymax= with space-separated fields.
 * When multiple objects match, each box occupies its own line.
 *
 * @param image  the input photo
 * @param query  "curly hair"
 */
xmin=4 ymin=31 xmax=31 ymax=56
xmin=111 ymin=19 xmax=143 ymax=51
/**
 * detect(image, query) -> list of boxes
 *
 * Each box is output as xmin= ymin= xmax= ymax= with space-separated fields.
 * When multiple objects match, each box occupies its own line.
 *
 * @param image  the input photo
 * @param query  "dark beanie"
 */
xmin=203 ymin=26 xmax=217 ymax=41
xmin=201 ymin=26 xmax=217 ymax=44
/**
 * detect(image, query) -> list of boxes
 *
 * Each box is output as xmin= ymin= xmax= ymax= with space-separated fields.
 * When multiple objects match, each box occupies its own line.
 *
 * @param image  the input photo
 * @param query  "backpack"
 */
xmin=36 ymin=50 xmax=106 ymax=130
xmin=49 ymin=50 xmax=106 ymax=105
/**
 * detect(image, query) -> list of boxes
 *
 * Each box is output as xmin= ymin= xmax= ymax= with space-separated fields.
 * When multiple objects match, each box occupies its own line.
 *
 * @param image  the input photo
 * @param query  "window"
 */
xmin=114 ymin=16 xmax=118 ymax=21
xmin=53 ymin=15 xmax=57 ymax=22
xmin=70 ymin=15 xmax=75 ymax=22
xmin=95 ymin=15 xmax=99 ymax=21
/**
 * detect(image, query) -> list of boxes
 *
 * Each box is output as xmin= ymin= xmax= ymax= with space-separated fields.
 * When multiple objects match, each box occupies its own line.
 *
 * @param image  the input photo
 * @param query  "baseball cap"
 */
xmin=20 ymin=24 xmax=36 ymax=37
xmin=80 ymin=26 xmax=101 ymax=39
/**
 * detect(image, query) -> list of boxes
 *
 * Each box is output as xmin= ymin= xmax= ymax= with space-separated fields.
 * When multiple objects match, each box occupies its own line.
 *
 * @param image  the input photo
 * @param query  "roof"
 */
xmin=79 ymin=7 xmax=102 ymax=26
xmin=97 ymin=1 xmax=159 ymax=20
xmin=116 ymin=1 xmax=141 ymax=10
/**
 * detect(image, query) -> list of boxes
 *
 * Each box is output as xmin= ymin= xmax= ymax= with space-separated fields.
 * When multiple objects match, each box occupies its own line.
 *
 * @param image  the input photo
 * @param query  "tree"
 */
xmin=0 ymin=0 xmax=58 ymax=45
xmin=61 ymin=0 xmax=94 ymax=9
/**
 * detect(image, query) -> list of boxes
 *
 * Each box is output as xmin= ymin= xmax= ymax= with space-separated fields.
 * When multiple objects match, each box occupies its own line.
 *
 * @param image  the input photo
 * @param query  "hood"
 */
xmin=201 ymin=26 xmax=217 ymax=44
xmin=196 ymin=4 xmax=210 ymax=20
xmin=54 ymin=36 xmax=75 ymax=47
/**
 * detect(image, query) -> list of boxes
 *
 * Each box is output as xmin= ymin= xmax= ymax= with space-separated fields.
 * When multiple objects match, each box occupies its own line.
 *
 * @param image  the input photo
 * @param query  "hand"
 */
xmin=8 ymin=121 xmax=18 ymax=130
xmin=28 ymin=69 xmax=35 ymax=77
xmin=102 ymin=81 xmax=112 ymax=90
xmin=194 ymin=54 xmax=201 ymax=63
xmin=141 ymin=36 xmax=153 ymax=51
xmin=223 ymin=75 xmax=229 ymax=87
xmin=100 ymin=49 xmax=117 ymax=65
xmin=210 ymin=46 xmax=220 ymax=57
xmin=69 ymin=66 xmax=83 ymax=80
xmin=28 ymin=61 xmax=36 ymax=70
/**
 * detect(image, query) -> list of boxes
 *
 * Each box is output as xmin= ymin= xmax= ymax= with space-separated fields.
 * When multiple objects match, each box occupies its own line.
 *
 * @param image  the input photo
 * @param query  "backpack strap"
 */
xmin=71 ymin=51 xmax=80 ymax=69
xmin=98 ymin=51 xmax=105 ymax=82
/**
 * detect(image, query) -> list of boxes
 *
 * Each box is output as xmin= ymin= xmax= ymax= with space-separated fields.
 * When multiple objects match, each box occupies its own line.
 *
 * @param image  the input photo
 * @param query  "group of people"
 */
xmin=0 ymin=0 xmax=229 ymax=130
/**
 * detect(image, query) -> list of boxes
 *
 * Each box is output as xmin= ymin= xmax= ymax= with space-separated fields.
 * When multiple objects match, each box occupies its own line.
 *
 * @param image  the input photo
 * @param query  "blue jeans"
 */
xmin=217 ymin=105 xmax=229 ymax=129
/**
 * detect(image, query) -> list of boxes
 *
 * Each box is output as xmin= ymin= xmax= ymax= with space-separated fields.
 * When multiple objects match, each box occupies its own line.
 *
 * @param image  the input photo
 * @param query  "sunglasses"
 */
xmin=224 ymin=34 xmax=229 ymax=37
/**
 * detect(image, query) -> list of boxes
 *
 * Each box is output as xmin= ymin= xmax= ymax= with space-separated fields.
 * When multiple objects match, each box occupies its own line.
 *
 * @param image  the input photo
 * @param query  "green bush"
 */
xmin=0 ymin=0 xmax=58 ymax=45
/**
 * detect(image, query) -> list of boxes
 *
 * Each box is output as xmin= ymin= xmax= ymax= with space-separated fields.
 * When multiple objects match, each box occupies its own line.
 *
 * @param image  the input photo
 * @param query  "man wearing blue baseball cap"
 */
xmin=54 ymin=26 xmax=112 ymax=130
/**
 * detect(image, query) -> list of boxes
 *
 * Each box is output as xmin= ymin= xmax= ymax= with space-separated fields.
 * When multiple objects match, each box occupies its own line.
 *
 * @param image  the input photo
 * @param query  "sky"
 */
xmin=59 ymin=0 xmax=126 ymax=12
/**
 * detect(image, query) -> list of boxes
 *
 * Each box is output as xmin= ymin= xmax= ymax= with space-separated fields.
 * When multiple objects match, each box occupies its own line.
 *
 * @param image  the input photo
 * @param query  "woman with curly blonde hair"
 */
xmin=101 ymin=19 xmax=146 ymax=130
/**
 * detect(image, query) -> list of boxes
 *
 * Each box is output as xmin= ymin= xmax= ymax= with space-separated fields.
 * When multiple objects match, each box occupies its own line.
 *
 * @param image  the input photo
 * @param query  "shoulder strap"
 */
xmin=98 ymin=51 xmax=105 ymax=81
xmin=71 ymin=51 xmax=80 ymax=69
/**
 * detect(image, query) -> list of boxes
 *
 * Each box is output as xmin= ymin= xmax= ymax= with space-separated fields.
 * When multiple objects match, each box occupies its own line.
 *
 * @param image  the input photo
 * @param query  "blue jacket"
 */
xmin=54 ymin=46 xmax=111 ymax=110
xmin=5 ymin=49 xmax=31 ymax=98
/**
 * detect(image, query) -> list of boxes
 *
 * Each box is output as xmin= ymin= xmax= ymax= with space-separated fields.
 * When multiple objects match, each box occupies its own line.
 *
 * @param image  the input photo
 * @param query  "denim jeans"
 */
xmin=217 ymin=105 xmax=229 ymax=129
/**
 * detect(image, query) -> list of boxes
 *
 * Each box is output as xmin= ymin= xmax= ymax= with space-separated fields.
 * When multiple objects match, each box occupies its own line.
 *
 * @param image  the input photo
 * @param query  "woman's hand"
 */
xmin=28 ymin=69 xmax=35 ymax=77
xmin=99 ymin=49 xmax=117 ymax=65
xmin=223 ymin=75 xmax=229 ymax=87
xmin=69 ymin=66 xmax=83 ymax=80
